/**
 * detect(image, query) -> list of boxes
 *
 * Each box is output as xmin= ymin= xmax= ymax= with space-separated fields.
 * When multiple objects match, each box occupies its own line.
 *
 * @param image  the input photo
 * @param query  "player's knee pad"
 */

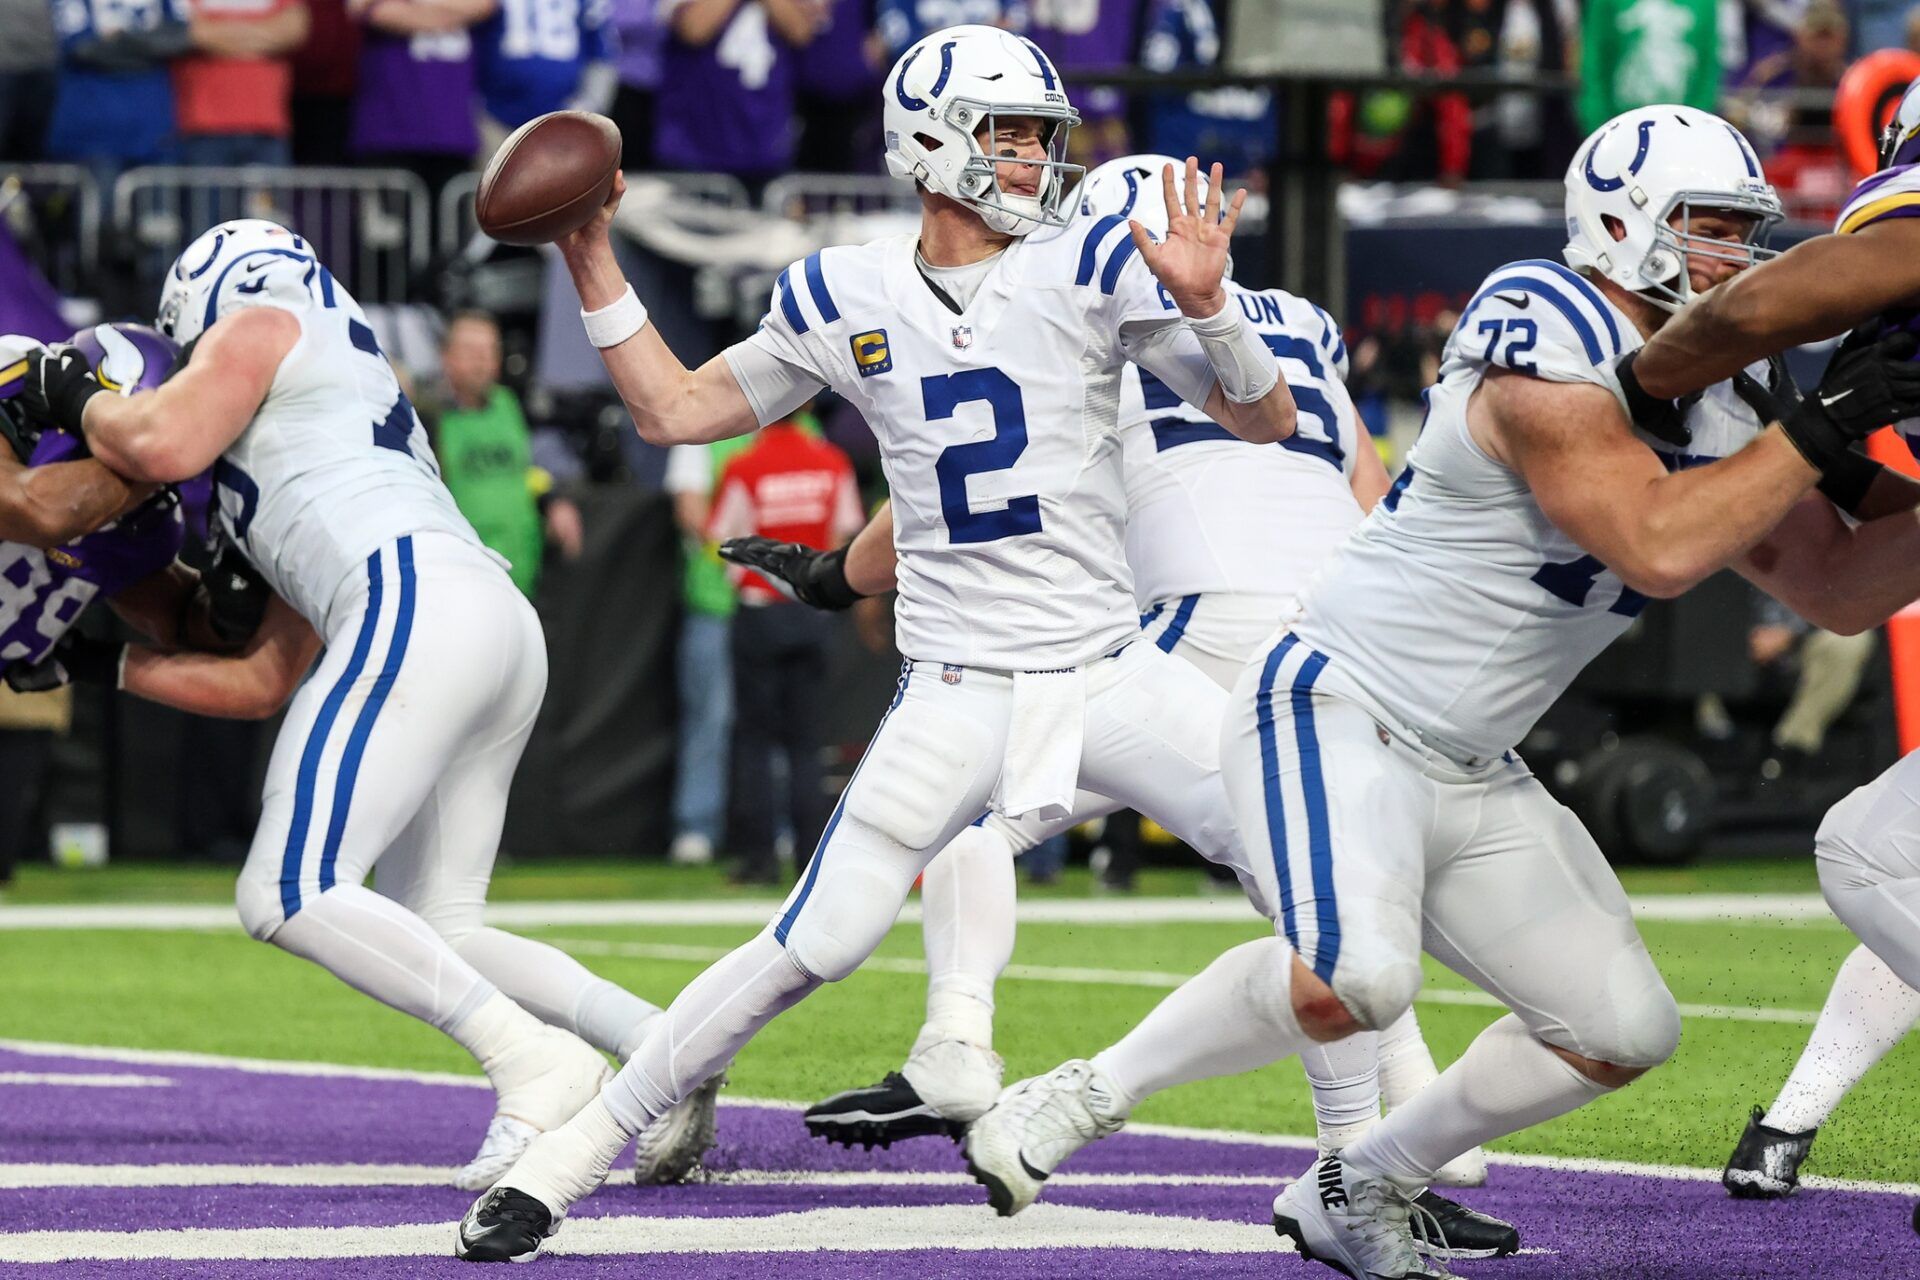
xmin=1534 ymin=963 xmax=1681 ymax=1071
xmin=842 ymin=699 xmax=993 ymax=852
xmin=234 ymin=874 xmax=287 ymax=943
xmin=1814 ymin=782 xmax=1879 ymax=877
xmin=1329 ymin=956 xmax=1423 ymax=1031
xmin=781 ymin=816 xmax=926 ymax=983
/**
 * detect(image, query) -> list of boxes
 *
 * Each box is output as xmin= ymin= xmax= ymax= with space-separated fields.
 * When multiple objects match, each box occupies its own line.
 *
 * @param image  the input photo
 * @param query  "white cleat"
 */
xmin=456 ymin=1026 xmax=612 ymax=1191
xmin=1430 ymin=1145 xmax=1488 ymax=1189
xmin=632 ymin=1071 xmax=726 ymax=1185
xmin=962 ymin=1059 xmax=1126 ymax=1216
xmin=901 ymin=1038 xmax=1004 ymax=1125
xmin=1273 ymin=1153 xmax=1454 ymax=1279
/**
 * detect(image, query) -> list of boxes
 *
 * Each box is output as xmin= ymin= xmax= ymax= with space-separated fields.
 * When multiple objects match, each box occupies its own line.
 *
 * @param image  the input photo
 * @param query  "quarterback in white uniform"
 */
xmin=766 ymin=158 xmax=1511 ymax=1249
xmin=454 ymin=26 xmax=1299 ymax=1261
xmin=17 ymin=222 xmax=717 ymax=1192
xmin=962 ymin=105 xmax=1920 ymax=1277
xmin=1628 ymin=80 xmax=1920 ymax=1200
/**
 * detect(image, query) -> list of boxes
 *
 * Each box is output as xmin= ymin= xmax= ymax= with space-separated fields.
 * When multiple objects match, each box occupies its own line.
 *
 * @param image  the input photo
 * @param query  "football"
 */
xmin=475 ymin=111 xmax=623 ymax=246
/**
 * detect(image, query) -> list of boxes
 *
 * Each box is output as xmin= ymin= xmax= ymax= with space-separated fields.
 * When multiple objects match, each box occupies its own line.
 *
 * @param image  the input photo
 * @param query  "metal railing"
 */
xmin=0 ymin=163 xmax=101 ymax=300
xmin=441 ymin=169 xmax=754 ymax=260
xmin=112 ymin=166 xmax=431 ymax=308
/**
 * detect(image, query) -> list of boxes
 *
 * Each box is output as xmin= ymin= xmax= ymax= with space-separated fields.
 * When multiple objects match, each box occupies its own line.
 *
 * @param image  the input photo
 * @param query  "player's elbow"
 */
xmin=1613 ymin=552 xmax=1699 ymax=602
xmin=1227 ymin=394 xmax=1294 ymax=446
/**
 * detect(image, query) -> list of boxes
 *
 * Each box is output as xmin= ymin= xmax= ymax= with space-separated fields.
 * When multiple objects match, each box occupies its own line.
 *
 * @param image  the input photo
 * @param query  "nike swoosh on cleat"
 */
xmin=1018 ymin=1151 xmax=1051 ymax=1183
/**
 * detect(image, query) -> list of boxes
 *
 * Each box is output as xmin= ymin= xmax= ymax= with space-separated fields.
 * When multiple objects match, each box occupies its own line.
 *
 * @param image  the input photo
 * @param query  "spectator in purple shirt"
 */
xmin=655 ymin=0 xmax=818 ymax=190
xmin=1030 ymin=0 xmax=1148 ymax=163
xmin=607 ymin=0 xmax=662 ymax=166
xmin=795 ymin=0 xmax=878 ymax=172
xmin=349 ymin=0 xmax=497 ymax=205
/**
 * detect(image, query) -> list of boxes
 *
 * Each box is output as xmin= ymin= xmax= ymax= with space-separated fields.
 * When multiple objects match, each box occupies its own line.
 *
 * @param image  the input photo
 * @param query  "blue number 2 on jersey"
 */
xmin=928 ymin=369 xmax=1044 ymax=545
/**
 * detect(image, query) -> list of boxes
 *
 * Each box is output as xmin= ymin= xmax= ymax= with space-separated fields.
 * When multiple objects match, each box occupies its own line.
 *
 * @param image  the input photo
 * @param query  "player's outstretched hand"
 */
xmin=202 ymin=543 xmax=273 ymax=647
xmin=5 ymin=632 xmax=124 ymax=694
xmin=1614 ymin=349 xmax=1694 ymax=445
xmin=20 ymin=345 xmax=107 ymax=437
xmin=1131 ymin=157 xmax=1246 ymax=319
xmin=717 ymin=536 xmax=862 ymax=610
xmin=558 ymin=170 xmax=626 ymax=259
xmin=1779 ymin=330 xmax=1920 ymax=471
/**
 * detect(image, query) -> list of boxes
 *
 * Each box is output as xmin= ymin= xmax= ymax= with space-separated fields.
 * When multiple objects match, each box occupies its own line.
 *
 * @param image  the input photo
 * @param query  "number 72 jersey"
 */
xmin=1290 ymin=257 xmax=1766 ymax=764
xmin=737 ymin=221 xmax=1201 ymax=670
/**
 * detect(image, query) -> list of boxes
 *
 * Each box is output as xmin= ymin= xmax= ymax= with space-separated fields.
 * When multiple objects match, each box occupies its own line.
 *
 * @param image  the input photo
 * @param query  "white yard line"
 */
xmin=548 ymin=937 xmax=1826 ymax=1026
xmin=0 ymin=892 xmax=1842 ymax=932
xmin=0 ymin=1073 xmax=171 ymax=1088
xmin=0 ymin=1204 xmax=1287 ymax=1263
xmin=0 ymin=1163 xmax=1277 ymax=1190
xmin=5 ymin=1040 xmax=1918 ymax=1197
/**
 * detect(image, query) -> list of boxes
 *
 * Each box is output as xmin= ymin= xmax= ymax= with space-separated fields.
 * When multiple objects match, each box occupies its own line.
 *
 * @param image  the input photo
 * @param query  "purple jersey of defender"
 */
xmin=0 ymin=430 xmax=191 ymax=671
xmin=655 ymin=0 xmax=797 ymax=177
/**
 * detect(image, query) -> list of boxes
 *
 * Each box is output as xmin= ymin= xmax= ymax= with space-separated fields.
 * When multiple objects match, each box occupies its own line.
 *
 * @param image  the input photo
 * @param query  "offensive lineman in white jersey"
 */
xmin=963 ymin=105 xmax=1920 ymax=1277
xmin=16 ymin=222 xmax=717 ymax=1191
xmin=1625 ymin=80 xmax=1920 ymax=1201
xmin=454 ymin=26 xmax=1299 ymax=1260
xmin=742 ymin=156 xmax=1514 ymax=1256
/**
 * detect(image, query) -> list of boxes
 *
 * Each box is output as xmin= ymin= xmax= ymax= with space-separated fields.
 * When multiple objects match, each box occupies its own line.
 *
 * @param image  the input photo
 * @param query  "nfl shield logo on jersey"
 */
xmin=942 ymin=664 xmax=964 ymax=685
xmin=951 ymin=325 xmax=973 ymax=350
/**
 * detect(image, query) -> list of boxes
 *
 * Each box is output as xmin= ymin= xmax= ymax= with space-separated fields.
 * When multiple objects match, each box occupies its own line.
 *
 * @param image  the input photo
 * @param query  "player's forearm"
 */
xmin=1745 ymin=496 xmax=1920 ymax=635
xmin=1610 ymin=428 xmax=1818 ymax=597
xmin=0 ymin=458 xmax=144 ymax=548
xmin=844 ymin=501 xmax=898 ymax=596
xmin=121 ymin=599 xmax=318 ymax=719
xmin=81 ymin=394 xmax=215 ymax=483
xmin=1204 ymin=380 xmax=1294 ymax=445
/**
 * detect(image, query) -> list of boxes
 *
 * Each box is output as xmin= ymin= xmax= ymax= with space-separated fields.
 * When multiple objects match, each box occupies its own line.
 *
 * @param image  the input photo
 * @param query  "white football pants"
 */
xmin=1221 ymin=631 xmax=1681 ymax=1069
xmin=1816 ymin=745 xmax=1920 ymax=993
xmin=233 ymin=533 xmax=651 ymax=1054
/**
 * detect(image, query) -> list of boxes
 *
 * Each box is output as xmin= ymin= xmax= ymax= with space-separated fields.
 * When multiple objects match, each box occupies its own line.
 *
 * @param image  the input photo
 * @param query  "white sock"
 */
xmin=914 ymin=823 xmax=1016 ymax=1055
xmin=1376 ymin=1007 xmax=1440 ymax=1111
xmin=268 ymin=883 xmax=494 ymax=1035
xmin=1344 ymin=1014 xmax=1607 ymax=1191
xmin=1091 ymin=937 xmax=1312 ymax=1110
xmin=453 ymin=926 xmax=663 ymax=1062
xmin=1301 ymin=1030 xmax=1383 ymax=1152
xmin=601 ymin=928 xmax=818 ymax=1134
xmin=1766 ymin=943 xmax=1920 ymax=1134
xmin=509 ymin=1093 xmax=633 ymax=1214
xmin=449 ymin=989 xmax=548 ymax=1074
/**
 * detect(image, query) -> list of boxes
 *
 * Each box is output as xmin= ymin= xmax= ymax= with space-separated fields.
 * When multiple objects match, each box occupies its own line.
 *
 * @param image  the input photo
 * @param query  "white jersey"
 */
xmin=733 ymin=218 xmax=1215 ymax=670
xmin=203 ymin=254 xmax=479 ymax=630
xmin=1293 ymin=257 xmax=1766 ymax=763
xmin=1120 ymin=282 xmax=1362 ymax=609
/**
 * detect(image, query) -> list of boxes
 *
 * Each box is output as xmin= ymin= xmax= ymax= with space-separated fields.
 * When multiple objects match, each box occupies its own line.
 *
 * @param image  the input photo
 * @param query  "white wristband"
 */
xmin=581 ymin=284 xmax=648 ymax=349
xmin=1188 ymin=300 xmax=1280 ymax=404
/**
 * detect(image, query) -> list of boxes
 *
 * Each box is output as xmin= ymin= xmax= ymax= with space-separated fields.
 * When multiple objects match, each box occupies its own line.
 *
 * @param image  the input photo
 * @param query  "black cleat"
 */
xmin=454 ymin=1186 xmax=555 ymax=1262
xmin=804 ymin=1072 xmax=966 ymax=1149
xmin=1413 ymin=1190 xmax=1521 ymax=1259
xmin=1724 ymin=1106 xmax=1816 ymax=1199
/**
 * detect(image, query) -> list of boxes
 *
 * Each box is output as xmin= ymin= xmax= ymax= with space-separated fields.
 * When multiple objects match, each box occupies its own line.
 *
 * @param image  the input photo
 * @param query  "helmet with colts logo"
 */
xmin=156 ymin=219 xmax=317 ymax=346
xmin=882 ymin=24 xmax=1082 ymax=236
xmin=1563 ymin=105 xmax=1783 ymax=312
xmin=1075 ymin=153 xmax=1209 ymax=232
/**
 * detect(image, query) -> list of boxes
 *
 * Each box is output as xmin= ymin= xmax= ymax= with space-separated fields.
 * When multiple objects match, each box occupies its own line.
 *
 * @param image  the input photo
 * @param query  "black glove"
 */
xmin=1615 ymin=348 xmax=1694 ymax=446
xmin=1733 ymin=355 xmax=1887 ymax=517
xmin=5 ymin=633 xmax=125 ymax=694
xmin=1778 ymin=330 xmax=1920 ymax=473
xmin=717 ymin=537 xmax=863 ymax=610
xmin=201 ymin=543 xmax=272 ymax=646
xmin=20 ymin=346 xmax=107 ymax=437
xmin=0 ymin=400 xmax=41 ymax=464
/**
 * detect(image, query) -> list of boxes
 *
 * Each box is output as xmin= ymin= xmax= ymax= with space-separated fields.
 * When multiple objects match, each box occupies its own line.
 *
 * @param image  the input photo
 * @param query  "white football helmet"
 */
xmin=1881 ymin=78 xmax=1920 ymax=170
xmin=882 ymin=24 xmax=1082 ymax=236
xmin=1075 ymin=153 xmax=1206 ymax=230
xmin=156 ymin=219 xmax=317 ymax=345
xmin=1563 ymin=105 xmax=1783 ymax=312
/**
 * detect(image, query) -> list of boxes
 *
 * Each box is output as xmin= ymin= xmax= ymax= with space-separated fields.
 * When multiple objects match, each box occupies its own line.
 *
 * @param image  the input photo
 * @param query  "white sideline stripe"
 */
xmin=0 ymin=1073 xmax=171 ymax=1088
xmin=4 ymin=1040 xmax=1919 ymax=1197
xmin=0 ymin=1205 xmax=1286 ymax=1262
xmin=547 ymin=938 xmax=1827 ymax=1027
xmin=0 ymin=892 xmax=1841 ymax=931
xmin=0 ymin=1163 xmax=1278 ymax=1191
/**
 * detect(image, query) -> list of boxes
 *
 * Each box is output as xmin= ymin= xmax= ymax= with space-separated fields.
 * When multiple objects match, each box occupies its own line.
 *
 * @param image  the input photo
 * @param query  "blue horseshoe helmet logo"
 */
xmin=1585 ymin=119 xmax=1657 ymax=192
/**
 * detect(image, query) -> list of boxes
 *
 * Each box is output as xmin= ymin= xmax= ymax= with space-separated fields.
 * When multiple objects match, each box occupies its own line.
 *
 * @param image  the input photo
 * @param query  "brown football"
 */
xmin=475 ymin=111 xmax=623 ymax=246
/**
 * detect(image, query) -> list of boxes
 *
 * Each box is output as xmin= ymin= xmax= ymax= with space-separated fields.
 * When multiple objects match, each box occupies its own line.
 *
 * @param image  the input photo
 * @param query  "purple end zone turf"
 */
xmin=2 ymin=1046 xmax=1912 ymax=1279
